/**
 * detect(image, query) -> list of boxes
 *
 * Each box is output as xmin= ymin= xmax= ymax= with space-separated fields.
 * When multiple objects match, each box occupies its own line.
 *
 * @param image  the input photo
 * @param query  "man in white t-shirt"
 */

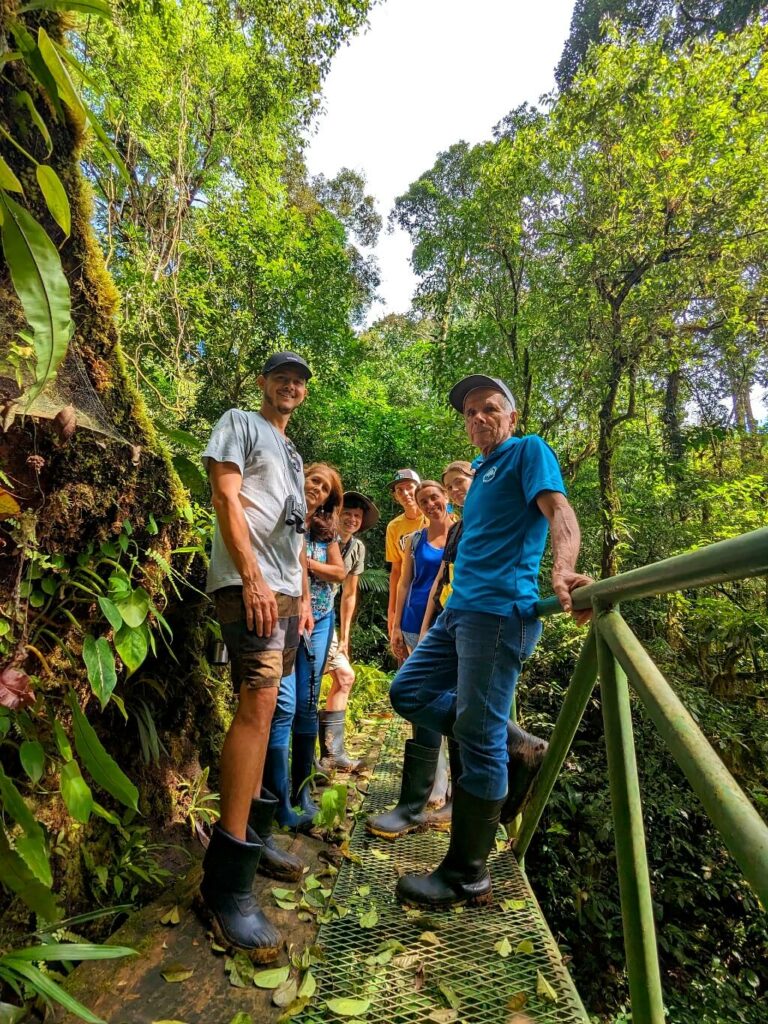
xmin=199 ymin=351 xmax=313 ymax=962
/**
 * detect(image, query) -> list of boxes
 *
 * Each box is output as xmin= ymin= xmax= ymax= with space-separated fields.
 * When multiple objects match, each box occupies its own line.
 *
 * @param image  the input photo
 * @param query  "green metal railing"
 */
xmin=523 ymin=526 xmax=768 ymax=1024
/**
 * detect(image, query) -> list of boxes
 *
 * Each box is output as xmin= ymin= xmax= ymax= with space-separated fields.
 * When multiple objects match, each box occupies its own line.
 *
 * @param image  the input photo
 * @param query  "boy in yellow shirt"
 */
xmin=385 ymin=469 xmax=428 ymax=646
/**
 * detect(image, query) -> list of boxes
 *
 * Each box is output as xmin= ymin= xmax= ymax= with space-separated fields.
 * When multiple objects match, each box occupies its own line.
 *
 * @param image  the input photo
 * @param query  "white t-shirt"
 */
xmin=202 ymin=409 xmax=305 ymax=597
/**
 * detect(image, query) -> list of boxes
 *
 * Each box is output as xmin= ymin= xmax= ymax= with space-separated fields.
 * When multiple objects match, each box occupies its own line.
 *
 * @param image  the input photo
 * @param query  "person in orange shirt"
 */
xmin=385 ymin=469 xmax=428 ymax=648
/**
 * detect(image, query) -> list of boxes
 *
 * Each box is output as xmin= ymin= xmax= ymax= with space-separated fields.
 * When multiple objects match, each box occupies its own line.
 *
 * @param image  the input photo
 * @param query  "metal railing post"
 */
xmin=515 ymin=628 xmax=599 ymax=859
xmin=599 ymin=608 xmax=768 ymax=907
xmin=596 ymin=612 xmax=665 ymax=1024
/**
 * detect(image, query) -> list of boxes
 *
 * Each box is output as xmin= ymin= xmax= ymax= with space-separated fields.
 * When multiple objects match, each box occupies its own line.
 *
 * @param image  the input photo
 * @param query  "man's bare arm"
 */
xmin=387 ymin=560 xmax=401 ymax=637
xmin=536 ymin=490 xmax=592 ymax=625
xmin=299 ymin=542 xmax=314 ymax=636
xmin=209 ymin=461 xmax=277 ymax=636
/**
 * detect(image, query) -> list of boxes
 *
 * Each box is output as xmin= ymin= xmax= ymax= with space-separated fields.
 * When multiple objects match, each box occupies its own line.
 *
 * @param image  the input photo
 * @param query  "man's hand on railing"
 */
xmin=552 ymin=569 xmax=593 ymax=626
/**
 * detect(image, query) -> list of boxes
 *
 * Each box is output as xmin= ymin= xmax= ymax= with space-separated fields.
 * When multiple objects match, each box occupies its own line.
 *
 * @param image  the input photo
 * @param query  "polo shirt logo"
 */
xmin=482 ymin=467 xmax=497 ymax=483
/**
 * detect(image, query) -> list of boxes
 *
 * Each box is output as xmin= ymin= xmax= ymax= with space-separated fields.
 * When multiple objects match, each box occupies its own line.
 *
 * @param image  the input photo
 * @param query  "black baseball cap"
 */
xmin=342 ymin=491 xmax=380 ymax=532
xmin=387 ymin=468 xmax=421 ymax=491
xmin=448 ymin=374 xmax=515 ymax=413
xmin=262 ymin=350 xmax=312 ymax=379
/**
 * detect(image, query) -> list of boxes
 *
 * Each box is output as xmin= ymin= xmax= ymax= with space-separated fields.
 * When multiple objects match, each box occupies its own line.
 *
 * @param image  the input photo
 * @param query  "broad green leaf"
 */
xmin=16 ymin=89 xmax=52 ymax=155
xmin=252 ymin=965 xmax=290 ymax=989
xmin=36 ymin=165 xmax=71 ymax=236
xmin=160 ymin=905 xmax=181 ymax=925
xmin=494 ymin=936 xmax=512 ymax=958
xmin=515 ymin=938 xmax=534 ymax=955
xmin=437 ymin=982 xmax=460 ymax=1010
xmin=19 ymin=739 xmax=44 ymax=783
xmin=297 ymin=970 xmax=316 ymax=999
xmin=98 ymin=595 xmax=123 ymax=631
xmin=68 ymin=693 xmax=139 ymax=810
xmin=3 ymin=959 xmax=105 ymax=1023
xmin=358 ymin=907 xmax=378 ymax=928
xmin=82 ymin=634 xmax=117 ymax=708
xmin=60 ymin=759 xmax=93 ymax=823
xmin=38 ymin=27 xmax=87 ymax=127
xmin=427 ymin=1012 xmax=458 ymax=1024
xmin=0 ymin=157 xmax=23 ymax=193
xmin=53 ymin=719 xmax=72 ymax=760
xmin=0 ymin=191 xmax=73 ymax=405
xmin=85 ymin=106 xmax=129 ymax=182
xmin=115 ymin=587 xmax=150 ymax=628
xmin=9 ymin=943 xmax=134 ymax=961
xmin=536 ymin=970 xmax=558 ymax=1003
xmin=227 ymin=1015 xmax=255 ymax=1024
xmin=0 ymin=1001 xmax=26 ymax=1024
xmin=114 ymin=622 xmax=148 ymax=676
xmin=8 ymin=23 xmax=63 ymax=119
xmin=325 ymin=998 xmax=371 ymax=1017
xmin=0 ymin=832 xmax=59 ymax=921
xmin=156 ymin=423 xmax=202 ymax=451
xmin=0 ymin=766 xmax=51 ymax=886
xmin=20 ymin=0 xmax=112 ymax=16
xmin=172 ymin=454 xmax=207 ymax=495
xmin=419 ymin=931 xmax=440 ymax=946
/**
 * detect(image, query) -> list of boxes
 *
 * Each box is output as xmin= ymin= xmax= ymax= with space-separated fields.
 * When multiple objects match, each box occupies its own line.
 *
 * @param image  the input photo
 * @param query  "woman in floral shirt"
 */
xmin=265 ymin=463 xmax=346 ymax=829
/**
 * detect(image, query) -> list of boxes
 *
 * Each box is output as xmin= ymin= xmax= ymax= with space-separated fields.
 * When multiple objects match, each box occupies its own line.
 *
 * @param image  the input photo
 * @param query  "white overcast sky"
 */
xmin=305 ymin=0 xmax=575 ymax=319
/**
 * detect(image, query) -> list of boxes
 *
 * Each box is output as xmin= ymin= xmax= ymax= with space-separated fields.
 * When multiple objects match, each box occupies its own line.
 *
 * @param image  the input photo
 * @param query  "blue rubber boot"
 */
xmin=290 ymin=732 xmax=319 ymax=828
xmin=263 ymin=746 xmax=313 ymax=831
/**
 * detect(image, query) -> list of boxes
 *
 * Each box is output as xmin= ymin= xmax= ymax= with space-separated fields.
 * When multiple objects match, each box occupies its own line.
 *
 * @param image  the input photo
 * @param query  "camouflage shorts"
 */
xmin=213 ymin=586 xmax=300 ymax=692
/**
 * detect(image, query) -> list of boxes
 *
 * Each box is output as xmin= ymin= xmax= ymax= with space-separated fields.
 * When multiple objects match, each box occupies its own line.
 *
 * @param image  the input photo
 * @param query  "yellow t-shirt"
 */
xmin=385 ymin=512 xmax=428 ymax=567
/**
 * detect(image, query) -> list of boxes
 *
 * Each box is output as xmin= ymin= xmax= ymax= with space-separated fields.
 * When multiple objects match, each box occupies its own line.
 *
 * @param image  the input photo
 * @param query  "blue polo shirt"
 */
xmin=448 ymin=434 xmax=566 ymax=617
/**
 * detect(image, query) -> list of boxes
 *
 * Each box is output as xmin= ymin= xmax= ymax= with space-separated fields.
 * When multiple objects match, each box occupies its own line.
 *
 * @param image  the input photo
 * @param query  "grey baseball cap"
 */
xmin=387 ymin=468 xmax=421 ymax=491
xmin=262 ymin=350 xmax=312 ymax=379
xmin=448 ymin=374 xmax=515 ymax=413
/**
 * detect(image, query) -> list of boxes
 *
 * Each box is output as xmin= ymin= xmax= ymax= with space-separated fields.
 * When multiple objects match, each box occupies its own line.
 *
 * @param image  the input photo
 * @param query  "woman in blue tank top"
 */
xmin=392 ymin=481 xmax=453 ymax=659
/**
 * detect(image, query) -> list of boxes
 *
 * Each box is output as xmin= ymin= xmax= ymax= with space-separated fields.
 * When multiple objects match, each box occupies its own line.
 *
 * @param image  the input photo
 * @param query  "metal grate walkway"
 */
xmin=298 ymin=720 xmax=589 ymax=1023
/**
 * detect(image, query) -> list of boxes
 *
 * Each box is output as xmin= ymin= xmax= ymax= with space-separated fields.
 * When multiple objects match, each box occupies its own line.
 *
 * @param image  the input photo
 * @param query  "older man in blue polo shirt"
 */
xmin=389 ymin=374 xmax=591 ymax=910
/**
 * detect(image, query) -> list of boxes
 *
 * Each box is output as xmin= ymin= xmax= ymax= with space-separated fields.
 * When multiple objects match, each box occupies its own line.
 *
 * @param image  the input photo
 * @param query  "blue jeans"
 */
xmin=390 ymin=606 xmax=542 ymax=800
xmin=270 ymin=609 xmax=335 ymax=746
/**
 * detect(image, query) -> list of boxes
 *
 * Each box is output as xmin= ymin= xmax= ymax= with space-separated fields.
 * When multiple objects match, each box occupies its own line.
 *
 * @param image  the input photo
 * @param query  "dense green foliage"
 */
xmin=1 ymin=2 xmax=767 ymax=1022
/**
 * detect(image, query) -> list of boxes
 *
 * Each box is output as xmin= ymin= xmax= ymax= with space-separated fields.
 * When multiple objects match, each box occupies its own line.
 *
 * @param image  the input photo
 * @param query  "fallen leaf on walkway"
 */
xmin=272 ymin=887 xmax=295 ymax=900
xmin=275 ymin=898 xmax=299 ymax=911
xmin=160 ymin=905 xmax=181 ymax=925
xmin=276 ymin=997 xmax=309 ymax=1023
xmin=419 ymin=931 xmax=441 ymax=946
xmin=392 ymin=953 xmax=423 ymax=970
xmin=515 ymin=939 xmax=534 ymax=955
xmin=451 ymin=905 xmax=464 ymax=914
xmin=253 ymin=965 xmax=291 ymax=989
xmin=358 ymin=907 xmax=378 ymax=928
xmin=326 ymin=997 xmax=371 ymax=1016
xmin=304 ymin=874 xmax=321 ymax=890
xmin=273 ymin=978 xmax=298 ymax=1007
xmin=536 ymin=971 xmax=558 ymax=1003
xmin=438 ymin=982 xmax=460 ymax=1010
xmin=370 ymin=848 xmax=389 ymax=861
xmin=225 ymin=952 xmax=255 ymax=987
xmin=500 ymin=898 xmax=527 ymax=912
xmin=160 ymin=963 xmax=194 ymax=983
xmin=427 ymin=1010 xmax=458 ymax=1023
xmin=357 ymin=884 xmax=370 ymax=897
xmin=228 ymin=1014 xmax=255 ymax=1024
xmin=297 ymin=912 xmax=313 ymax=922
xmin=298 ymin=969 xmax=316 ymax=998
xmin=507 ymin=992 xmax=528 ymax=1011
xmin=376 ymin=939 xmax=405 ymax=954
xmin=494 ymin=936 xmax=512 ymax=958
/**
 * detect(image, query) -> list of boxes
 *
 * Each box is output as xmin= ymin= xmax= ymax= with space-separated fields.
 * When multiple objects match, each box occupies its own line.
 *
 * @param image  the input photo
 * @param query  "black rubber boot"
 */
xmin=318 ymin=709 xmax=363 ymax=772
xmin=395 ymin=785 xmax=504 ymax=909
xmin=366 ymin=740 xmax=440 ymax=840
xmin=425 ymin=738 xmax=462 ymax=832
xmin=291 ymin=732 xmax=319 ymax=826
xmin=248 ymin=790 xmax=304 ymax=882
xmin=197 ymin=822 xmax=281 ymax=961
xmin=263 ymin=747 xmax=314 ymax=831
xmin=501 ymin=721 xmax=548 ymax=824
